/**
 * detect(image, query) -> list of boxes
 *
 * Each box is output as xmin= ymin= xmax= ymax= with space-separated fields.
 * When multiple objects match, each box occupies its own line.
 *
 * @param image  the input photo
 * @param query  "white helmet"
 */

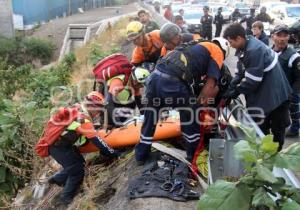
xmin=132 ymin=67 xmax=150 ymax=84
xmin=212 ymin=37 xmax=230 ymax=58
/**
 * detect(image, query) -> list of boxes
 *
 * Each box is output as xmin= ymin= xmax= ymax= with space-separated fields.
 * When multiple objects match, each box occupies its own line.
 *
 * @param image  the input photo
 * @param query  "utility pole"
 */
xmin=68 ymin=0 xmax=71 ymax=16
xmin=0 ymin=0 xmax=14 ymax=37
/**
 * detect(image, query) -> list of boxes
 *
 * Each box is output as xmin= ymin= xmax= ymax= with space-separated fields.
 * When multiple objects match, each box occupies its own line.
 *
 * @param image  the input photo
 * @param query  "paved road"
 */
xmin=30 ymin=3 xmax=138 ymax=60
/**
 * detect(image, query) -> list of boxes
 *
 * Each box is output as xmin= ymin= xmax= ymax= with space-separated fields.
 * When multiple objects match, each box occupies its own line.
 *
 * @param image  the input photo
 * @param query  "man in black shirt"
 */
xmin=201 ymin=6 xmax=213 ymax=40
xmin=214 ymin=7 xmax=224 ymax=37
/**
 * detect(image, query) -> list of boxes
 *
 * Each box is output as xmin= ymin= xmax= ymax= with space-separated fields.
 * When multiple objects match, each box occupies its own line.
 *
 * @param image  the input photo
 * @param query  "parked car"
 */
xmin=234 ymin=2 xmax=251 ymax=17
xmin=271 ymin=4 xmax=300 ymax=27
xmin=184 ymin=10 xmax=203 ymax=34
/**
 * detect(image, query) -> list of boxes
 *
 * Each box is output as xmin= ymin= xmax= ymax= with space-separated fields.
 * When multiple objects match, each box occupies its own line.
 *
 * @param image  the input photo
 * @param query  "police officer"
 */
xmin=230 ymin=8 xmax=242 ymax=23
xmin=135 ymin=38 xmax=230 ymax=163
xmin=47 ymin=92 xmax=117 ymax=205
xmin=255 ymin=6 xmax=273 ymax=23
xmin=272 ymin=24 xmax=300 ymax=137
xmin=223 ymin=23 xmax=292 ymax=151
xmin=201 ymin=6 xmax=213 ymax=40
xmin=240 ymin=8 xmax=256 ymax=35
xmin=214 ymin=7 xmax=224 ymax=37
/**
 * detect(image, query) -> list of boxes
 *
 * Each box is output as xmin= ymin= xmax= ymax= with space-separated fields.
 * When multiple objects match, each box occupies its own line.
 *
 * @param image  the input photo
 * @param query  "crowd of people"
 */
xmin=38 ymin=6 xmax=300 ymax=206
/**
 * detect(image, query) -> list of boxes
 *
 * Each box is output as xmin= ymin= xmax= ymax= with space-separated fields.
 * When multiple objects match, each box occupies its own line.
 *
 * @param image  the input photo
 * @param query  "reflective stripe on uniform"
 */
xmin=182 ymin=132 xmax=200 ymax=143
xmin=288 ymin=53 xmax=300 ymax=68
xmin=245 ymin=72 xmax=263 ymax=82
xmin=264 ymin=51 xmax=278 ymax=72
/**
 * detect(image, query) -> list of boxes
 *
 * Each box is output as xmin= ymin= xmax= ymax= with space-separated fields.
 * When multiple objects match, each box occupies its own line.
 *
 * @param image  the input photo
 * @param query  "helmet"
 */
xmin=160 ymin=23 xmax=181 ymax=43
xmin=212 ymin=37 xmax=230 ymax=58
xmin=132 ymin=67 xmax=150 ymax=83
xmin=126 ymin=21 xmax=144 ymax=41
xmin=85 ymin=91 xmax=105 ymax=107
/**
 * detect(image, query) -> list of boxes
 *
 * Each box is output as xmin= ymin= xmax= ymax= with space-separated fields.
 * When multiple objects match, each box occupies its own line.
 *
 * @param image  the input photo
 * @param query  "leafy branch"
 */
xmin=197 ymin=124 xmax=300 ymax=210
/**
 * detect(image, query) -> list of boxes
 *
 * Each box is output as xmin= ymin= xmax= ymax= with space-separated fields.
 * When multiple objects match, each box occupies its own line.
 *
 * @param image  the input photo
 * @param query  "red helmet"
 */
xmin=85 ymin=91 xmax=105 ymax=107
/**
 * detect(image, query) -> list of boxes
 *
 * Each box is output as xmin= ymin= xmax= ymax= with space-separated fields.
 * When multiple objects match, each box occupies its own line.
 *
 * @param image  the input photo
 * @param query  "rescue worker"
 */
xmin=159 ymin=23 xmax=201 ymax=56
xmin=48 ymin=92 xmax=117 ymax=205
xmin=240 ymin=8 xmax=256 ymax=35
xmin=135 ymin=37 xmax=230 ymax=163
xmin=138 ymin=10 xmax=160 ymax=33
xmin=230 ymin=8 xmax=242 ymax=23
xmin=252 ymin=21 xmax=269 ymax=46
xmin=223 ymin=23 xmax=292 ymax=151
xmin=214 ymin=7 xmax=224 ymax=38
xmin=174 ymin=15 xmax=189 ymax=33
xmin=200 ymin=6 xmax=213 ymax=40
xmin=105 ymin=66 xmax=150 ymax=127
xmin=255 ymin=6 xmax=273 ymax=23
xmin=164 ymin=5 xmax=173 ymax=21
xmin=271 ymin=24 xmax=300 ymax=137
xmin=126 ymin=21 xmax=164 ymax=67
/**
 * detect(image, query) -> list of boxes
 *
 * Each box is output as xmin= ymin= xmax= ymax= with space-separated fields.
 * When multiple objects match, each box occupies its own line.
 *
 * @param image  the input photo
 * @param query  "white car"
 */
xmin=270 ymin=4 xmax=300 ymax=27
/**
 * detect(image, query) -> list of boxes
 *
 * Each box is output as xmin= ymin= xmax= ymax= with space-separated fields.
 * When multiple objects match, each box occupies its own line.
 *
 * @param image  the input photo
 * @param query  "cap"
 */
xmin=272 ymin=24 xmax=289 ymax=34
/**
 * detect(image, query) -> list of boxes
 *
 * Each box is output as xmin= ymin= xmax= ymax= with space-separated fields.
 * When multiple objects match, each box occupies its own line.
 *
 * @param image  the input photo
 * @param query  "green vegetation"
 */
xmin=197 ymin=125 xmax=300 ymax=210
xmin=0 ymin=36 xmax=55 ymax=67
xmin=89 ymin=43 xmax=121 ymax=66
xmin=0 ymin=52 xmax=75 ymax=206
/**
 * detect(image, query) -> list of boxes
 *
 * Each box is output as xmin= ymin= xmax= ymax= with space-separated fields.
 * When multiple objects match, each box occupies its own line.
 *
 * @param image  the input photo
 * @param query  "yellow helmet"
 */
xmin=126 ymin=21 xmax=144 ymax=41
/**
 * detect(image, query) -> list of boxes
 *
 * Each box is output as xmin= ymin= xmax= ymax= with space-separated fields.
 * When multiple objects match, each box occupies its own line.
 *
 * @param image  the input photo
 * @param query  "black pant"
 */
xmin=201 ymin=29 xmax=212 ymax=40
xmin=215 ymin=25 xmax=222 ymax=37
xmin=254 ymin=101 xmax=290 ymax=151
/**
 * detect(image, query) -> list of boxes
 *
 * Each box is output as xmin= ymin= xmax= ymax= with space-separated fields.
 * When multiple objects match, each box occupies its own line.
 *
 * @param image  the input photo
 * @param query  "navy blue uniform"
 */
xmin=275 ymin=47 xmax=300 ymax=134
xmin=230 ymin=36 xmax=292 ymax=149
xmin=135 ymin=43 xmax=222 ymax=161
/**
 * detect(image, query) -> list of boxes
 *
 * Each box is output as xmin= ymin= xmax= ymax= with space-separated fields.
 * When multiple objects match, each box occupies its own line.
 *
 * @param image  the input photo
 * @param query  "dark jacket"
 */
xmin=240 ymin=14 xmax=255 ymax=30
xmin=231 ymin=36 xmax=292 ymax=116
xmin=201 ymin=14 xmax=213 ymax=29
xmin=144 ymin=21 xmax=160 ymax=33
xmin=214 ymin=13 xmax=224 ymax=26
xmin=255 ymin=13 xmax=273 ymax=23
xmin=258 ymin=31 xmax=269 ymax=46
xmin=275 ymin=47 xmax=300 ymax=93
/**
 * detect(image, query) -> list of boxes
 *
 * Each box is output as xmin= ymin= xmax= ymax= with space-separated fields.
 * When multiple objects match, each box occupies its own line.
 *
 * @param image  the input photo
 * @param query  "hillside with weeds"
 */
xmin=0 ymin=16 xmax=131 ymax=208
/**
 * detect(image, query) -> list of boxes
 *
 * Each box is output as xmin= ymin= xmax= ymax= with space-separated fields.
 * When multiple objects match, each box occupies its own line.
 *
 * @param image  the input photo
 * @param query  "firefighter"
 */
xmin=134 ymin=37 xmax=230 ymax=164
xmin=271 ymin=24 xmax=300 ymax=137
xmin=47 ymin=92 xmax=117 ymax=205
xmin=126 ymin=21 xmax=164 ymax=67
xmin=201 ymin=6 xmax=213 ymax=40
xmin=159 ymin=23 xmax=201 ymax=56
xmin=223 ymin=23 xmax=292 ymax=151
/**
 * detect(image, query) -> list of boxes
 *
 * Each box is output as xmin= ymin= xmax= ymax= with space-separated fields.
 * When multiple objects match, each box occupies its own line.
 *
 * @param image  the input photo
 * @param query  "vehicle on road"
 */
xmin=184 ymin=9 xmax=203 ymax=34
xmin=271 ymin=4 xmax=300 ymax=27
xmin=234 ymin=2 xmax=251 ymax=17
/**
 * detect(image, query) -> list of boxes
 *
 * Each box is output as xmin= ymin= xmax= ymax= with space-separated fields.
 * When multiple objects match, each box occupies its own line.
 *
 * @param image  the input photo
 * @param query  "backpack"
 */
xmin=35 ymin=107 xmax=80 ymax=157
xmin=93 ymin=53 xmax=133 ymax=87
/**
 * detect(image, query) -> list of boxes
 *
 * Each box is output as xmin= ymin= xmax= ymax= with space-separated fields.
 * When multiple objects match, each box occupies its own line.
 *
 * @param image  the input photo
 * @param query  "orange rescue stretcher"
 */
xmin=78 ymin=117 xmax=181 ymax=153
